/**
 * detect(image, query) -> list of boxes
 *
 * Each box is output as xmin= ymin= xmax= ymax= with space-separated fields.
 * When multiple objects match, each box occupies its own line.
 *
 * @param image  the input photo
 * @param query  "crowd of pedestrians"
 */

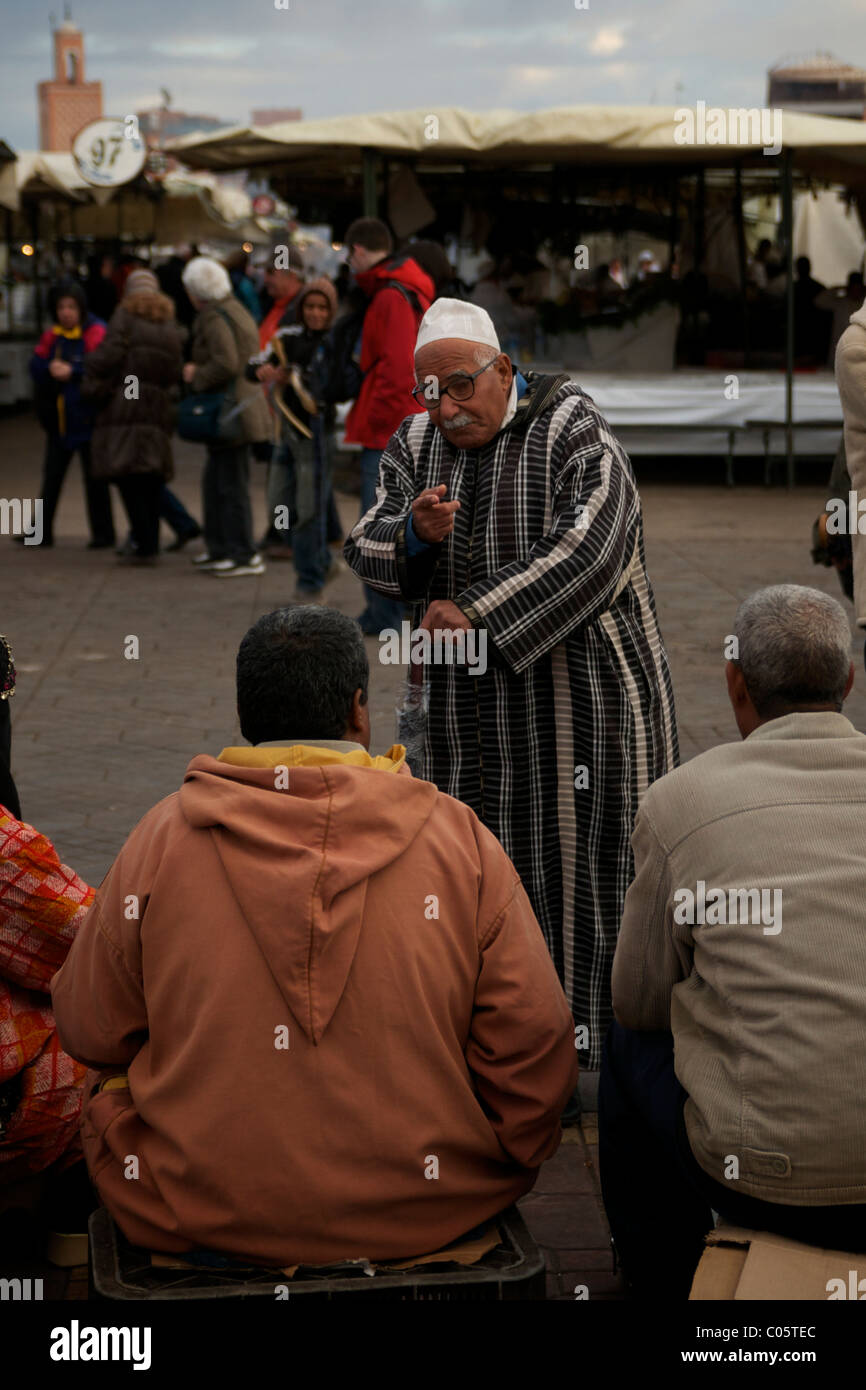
xmin=22 ymin=222 xmax=441 ymax=610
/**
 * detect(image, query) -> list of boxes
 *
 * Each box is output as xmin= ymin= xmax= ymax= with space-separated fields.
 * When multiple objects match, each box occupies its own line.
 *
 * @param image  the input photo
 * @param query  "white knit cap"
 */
xmin=414 ymin=298 xmax=500 ymax=355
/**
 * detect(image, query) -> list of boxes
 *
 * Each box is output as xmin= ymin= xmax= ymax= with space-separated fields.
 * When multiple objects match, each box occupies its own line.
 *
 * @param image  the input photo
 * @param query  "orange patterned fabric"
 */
xmin=0 ymin=810 xmax=93 ymax=1179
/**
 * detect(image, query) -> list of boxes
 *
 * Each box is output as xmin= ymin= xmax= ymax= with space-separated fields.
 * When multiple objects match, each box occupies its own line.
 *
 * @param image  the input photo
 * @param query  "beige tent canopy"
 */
xmin=169 ymin=104 xmax=866 ymax=185
xmin=6 ymin=151 xmax=270 ymax=243
xmin=10 ymin=151 xmax=92 ymax=205
xmin=170 ymin=104 xmax=866 ymax=485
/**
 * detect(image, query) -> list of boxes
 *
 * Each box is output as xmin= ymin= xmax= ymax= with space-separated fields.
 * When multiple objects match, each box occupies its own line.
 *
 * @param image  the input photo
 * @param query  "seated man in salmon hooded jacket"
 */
xmin=51 ymin=606 xmax=577 ymax=1266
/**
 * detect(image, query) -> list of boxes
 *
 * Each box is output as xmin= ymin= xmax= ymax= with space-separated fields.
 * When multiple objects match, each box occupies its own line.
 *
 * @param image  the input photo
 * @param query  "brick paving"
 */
xmin=2 ymin=410 xmax=861 ymax=1300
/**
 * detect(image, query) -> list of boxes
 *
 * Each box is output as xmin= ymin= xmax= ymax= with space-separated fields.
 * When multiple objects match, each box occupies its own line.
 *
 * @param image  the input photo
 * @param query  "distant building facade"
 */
xmin=768 ymin=54 xmax=866 ymax=119
xmin=38 ymin=11 xmax=103 ymax=151
xmin=138 ymin=109 xmax=230 ymax=149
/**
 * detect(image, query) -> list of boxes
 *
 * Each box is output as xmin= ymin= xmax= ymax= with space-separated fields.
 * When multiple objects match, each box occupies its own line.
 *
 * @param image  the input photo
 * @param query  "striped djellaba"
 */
xmin=344 ymin=372 xmax=679 ymax=1069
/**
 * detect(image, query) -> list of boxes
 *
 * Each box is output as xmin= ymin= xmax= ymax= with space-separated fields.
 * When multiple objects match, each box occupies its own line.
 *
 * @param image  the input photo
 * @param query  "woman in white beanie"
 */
xmin=181 ymin=257 xmax=271 ymax=577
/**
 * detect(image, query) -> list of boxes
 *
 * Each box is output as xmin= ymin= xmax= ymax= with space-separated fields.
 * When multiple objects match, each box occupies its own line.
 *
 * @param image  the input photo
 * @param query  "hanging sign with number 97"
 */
xmin=72 ymin=117 xmax=146 ymax=188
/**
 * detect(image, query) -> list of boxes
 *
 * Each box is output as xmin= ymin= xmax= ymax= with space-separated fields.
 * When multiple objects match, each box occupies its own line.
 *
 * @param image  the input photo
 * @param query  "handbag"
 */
xmin=177 ymin=389 xmax=245 ymax=444
xmin=177 ymin=307 xmax=248 ymax=445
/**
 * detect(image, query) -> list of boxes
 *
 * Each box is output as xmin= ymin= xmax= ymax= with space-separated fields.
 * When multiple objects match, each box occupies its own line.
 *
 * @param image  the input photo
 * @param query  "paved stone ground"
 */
xmin=2 ymin=409 xmax=860 ymax=1301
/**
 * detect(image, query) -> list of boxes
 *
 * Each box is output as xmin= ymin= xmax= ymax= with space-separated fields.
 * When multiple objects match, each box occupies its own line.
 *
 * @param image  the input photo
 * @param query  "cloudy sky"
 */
xmin=3 ymin=0 xmax=865 ymax=150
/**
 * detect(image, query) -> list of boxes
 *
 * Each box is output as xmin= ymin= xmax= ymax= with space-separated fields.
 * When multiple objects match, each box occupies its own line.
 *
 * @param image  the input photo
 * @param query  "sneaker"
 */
xmin=192 ymin=552 xmax=225 ymax=570
xmin=210 ymin=555 xmax=266 ymax=578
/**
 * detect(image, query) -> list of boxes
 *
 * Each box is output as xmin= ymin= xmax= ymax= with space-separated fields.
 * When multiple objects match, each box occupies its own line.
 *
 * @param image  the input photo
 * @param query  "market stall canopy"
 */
xmin=168 ymin=104 xmax=866 ymax=184
xmin=11 ymin=150 xmax=96 ymax=207
xmin=7 ymin=156 xmax=270 ymax=243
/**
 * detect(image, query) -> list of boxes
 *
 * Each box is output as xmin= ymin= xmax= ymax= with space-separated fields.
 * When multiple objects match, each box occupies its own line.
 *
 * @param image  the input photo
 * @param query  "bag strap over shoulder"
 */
xmin=382 ymin=279 xmax=424 ymax=322
xmin=213 ymin=304 xmax=240 ymax=357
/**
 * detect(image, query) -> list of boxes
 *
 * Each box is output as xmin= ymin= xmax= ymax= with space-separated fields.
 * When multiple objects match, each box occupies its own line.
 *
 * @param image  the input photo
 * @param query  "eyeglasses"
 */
xmin=411 ymin=357 xmax=497 ymax=410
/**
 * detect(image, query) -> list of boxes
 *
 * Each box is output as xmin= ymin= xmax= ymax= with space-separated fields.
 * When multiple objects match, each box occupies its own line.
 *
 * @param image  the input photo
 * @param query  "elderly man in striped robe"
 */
xmin=344 ymin=299 xmax=678 ymax=1074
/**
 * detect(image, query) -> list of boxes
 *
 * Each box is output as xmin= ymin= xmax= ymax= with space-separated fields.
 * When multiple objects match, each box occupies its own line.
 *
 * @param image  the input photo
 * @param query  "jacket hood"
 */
xmin=119 ymin=291 xmax=177 ymax=323
xmin=296 ymin=277 xmax=337 ymax=326
xmin=355 ymin=253 xmax=434 ymax=307
xmin=178 ymin=744 xmax=439 ymax=1044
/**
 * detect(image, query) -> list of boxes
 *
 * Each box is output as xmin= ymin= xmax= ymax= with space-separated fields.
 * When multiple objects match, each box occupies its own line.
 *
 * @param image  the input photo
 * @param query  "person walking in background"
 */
xmin=85 ymin=253 xmax=118 ymax=324
xmin=248 ymin=278 xmax=338 ymax=598
xmin=342 ymin=217 xmax=433 ymax=634
xmin=27 ymin=280 xmax=114 ymax=549
xmin=82 ymin=269 xmax=184 ymax=566
xmin=406 ymin=239 xmax=463 ymax=301
xmin=793 ymin=255 xmax=830 ymax=362
xmin=258 ymin=243 xmax=305 ymax=343
xmin=224 ymin=250 xmax=261 ymax=324
xmin=182 ymin=257 xmax=271 ymax=578
xmin=156 ymin=244 xmax=197 ymax=335
xmin=256 ymin=243 xmax=306 ymax=553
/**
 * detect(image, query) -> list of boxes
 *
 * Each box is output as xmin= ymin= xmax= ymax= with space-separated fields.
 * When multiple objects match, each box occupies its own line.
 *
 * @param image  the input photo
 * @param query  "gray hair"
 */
xmin=181 ymin=256 xmax=232 ymax=303
xmin=733 ymin=584 xmax=852 ymax=716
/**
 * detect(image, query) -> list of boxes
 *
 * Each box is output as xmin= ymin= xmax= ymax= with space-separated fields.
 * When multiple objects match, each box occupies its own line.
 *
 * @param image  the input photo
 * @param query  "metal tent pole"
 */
xmin=782 ymin=148 xmax=795 ymax=488
xmin=734 ymin=164 xmax=749 ymax=367
xmin=362 ymin=148 xmax=378 ymax=218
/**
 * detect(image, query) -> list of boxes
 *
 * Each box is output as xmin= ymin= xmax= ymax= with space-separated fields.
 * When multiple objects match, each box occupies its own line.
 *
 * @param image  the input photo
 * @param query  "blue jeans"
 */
xmin=272 ymin=429 xmax=332 ymax=592
xmin=598 ymin=1021 xmax=866 ymax=1299
xmin=359 ymin=448 xmax=406 ymax=632
xmin=160 ymin=486 xmax=198 ymax=538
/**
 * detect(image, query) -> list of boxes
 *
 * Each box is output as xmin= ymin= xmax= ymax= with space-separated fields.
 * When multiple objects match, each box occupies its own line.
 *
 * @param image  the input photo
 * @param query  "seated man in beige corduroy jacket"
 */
xmin=599 ymin=583 xmax=866 ymax=1300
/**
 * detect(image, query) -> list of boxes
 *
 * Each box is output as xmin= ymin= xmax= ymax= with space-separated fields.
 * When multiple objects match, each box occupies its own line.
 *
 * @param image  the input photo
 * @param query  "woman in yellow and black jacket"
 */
xmin=28 ymin=280 xmax=114 ymax=549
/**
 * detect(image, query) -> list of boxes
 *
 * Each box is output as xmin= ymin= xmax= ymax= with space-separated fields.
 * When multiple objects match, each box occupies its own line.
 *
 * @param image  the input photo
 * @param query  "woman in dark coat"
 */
xmin=82 ymin=270 xmax=184 ymax=564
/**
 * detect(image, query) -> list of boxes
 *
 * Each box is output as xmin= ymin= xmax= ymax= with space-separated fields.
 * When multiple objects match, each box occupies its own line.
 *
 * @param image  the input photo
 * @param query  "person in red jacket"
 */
xmin=343 ymin=219 xmax=433 ymax=633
